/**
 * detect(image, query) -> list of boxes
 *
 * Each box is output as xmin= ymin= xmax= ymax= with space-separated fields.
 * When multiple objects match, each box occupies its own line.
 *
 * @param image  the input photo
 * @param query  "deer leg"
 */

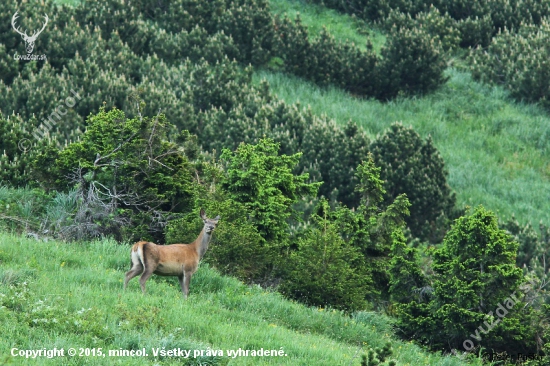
xmin=182 ymin=271 xmax=193 ymax=299
xmin=138 ymin=267 xmax=154 ymax=294
xmin=178 ymin=274 xmax=185 ymax=296
xmin=124 ymin=262 xmax=143 ymax=290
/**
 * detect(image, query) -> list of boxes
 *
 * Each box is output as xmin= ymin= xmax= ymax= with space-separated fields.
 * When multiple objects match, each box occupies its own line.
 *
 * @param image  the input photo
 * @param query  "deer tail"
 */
xmin=131 ymin=241 xmax=149 ymax=268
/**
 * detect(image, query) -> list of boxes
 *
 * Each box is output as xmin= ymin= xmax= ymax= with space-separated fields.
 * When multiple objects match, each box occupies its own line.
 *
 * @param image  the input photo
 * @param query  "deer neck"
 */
xmin=193 ymin=228 xmax=212 ymax=259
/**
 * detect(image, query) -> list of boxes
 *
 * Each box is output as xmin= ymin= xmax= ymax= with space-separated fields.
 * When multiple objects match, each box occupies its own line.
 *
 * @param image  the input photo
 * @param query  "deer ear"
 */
xmin=214 ymin=215 xmax=221 ymax=221
xmin=200 ymin=209 xmax=206 ymax=220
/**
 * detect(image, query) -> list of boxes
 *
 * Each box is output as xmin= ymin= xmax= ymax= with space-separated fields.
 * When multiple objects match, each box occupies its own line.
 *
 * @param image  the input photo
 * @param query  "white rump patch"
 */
xmin=132 ymin=246 xmax=143 ymax=266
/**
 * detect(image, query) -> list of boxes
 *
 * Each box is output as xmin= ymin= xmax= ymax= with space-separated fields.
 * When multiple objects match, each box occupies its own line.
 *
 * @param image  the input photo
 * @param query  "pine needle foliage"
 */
xmin=470 ymin=20 xmax=550 ymax=110
xmin=220 ymin=138 xmax=321 ymax=242
xmin=394 ymin=206 xmax=537 ymax=355
xmin=32 ymin=106 xmax=197 ymax=242
xmin=370 ymin=122 xmax=457 ymax=243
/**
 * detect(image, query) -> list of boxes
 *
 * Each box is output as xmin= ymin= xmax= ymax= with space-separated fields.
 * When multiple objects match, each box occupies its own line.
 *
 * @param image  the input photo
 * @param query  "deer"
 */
xmin=124 ymin=209 xmax=220 ymax=299
xmin=11 ymin=11 xmax=49 ymax=54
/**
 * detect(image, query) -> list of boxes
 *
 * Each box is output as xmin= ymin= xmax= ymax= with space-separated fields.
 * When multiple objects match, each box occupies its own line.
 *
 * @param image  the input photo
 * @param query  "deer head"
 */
xmin=200 ymin=208 xmax=220 ymax=235
xmin=12 ymin=11 xmax=49 ymax=54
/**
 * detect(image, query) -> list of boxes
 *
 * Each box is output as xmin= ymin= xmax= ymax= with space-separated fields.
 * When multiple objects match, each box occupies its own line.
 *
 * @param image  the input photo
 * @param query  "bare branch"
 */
xmin=93 ymin=130 xmax=139 ymax=167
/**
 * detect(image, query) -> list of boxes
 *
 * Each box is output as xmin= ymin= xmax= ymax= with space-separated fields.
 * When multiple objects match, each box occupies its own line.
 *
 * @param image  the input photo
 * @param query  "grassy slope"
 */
xmin=269 ymin=0 xmax=386 ymax=51
xmin=260 ymin=2 xmax=550 ymax=229
xmin=52 ymin=0 xmax=80 ymax=5
xmin=0 ymin=233 xmax=479 ymax=365
xmin=33 ymin=0 xmax=544 ymax=364
xmin=53 ymin=0 xmax=550 ymax=229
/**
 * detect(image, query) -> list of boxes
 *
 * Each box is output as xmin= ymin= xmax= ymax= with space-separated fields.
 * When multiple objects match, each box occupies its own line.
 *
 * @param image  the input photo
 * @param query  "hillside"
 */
xmin=2 ymin=0 xmax=550 ymax=363
xmin=0 ymin=233 xmax=478 ymax=365
xmin=9 ymin=0 xmax=548 ymax=231
xmin=259 ymin=0 xmax=550 ymax=230
xmin=269 ymin=0 xmax=386 ymax=51
xmin=254 ymin=68 xmax=550 ymax=229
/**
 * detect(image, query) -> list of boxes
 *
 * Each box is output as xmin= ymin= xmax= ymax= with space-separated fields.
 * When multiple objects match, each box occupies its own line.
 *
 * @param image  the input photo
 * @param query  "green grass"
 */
xmin=253 ymin=69 xmax=550 ymax=228
xmin=263 ymin=0 xmax=550 ymax=230
xmin=53 ymin=0 xmax=385 ymax=51
xmin=0 ymin=233 xmax=480 ymax=365
xmin=269 ymin=0 xmax=386 ymax=52
xmin=49 ymin=0 xmax=550 ymax=228
xmin=52 ymin=0 xmax=80 ymax=5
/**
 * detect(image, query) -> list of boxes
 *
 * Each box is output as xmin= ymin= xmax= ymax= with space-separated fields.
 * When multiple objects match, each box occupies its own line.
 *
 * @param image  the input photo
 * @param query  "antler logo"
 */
xmin=12 ymin=11 xmax=49 ymax=54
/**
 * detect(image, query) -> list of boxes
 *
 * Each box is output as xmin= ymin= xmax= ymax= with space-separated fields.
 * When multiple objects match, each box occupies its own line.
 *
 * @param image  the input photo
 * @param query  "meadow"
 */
xmin=2 ymin=0 xmax=548 ymax=364
xmin=0 ymin=233 xmax=480 ymax=365
xmin=49 ymin=0 xmax=550 ymax=229
xmin=269 ymin=0 xmax=386 ymax=51
xmin=254 ymin=67 xmax=550 ymax=231
xmin=259 ymin=0 xmax=550 ymax=229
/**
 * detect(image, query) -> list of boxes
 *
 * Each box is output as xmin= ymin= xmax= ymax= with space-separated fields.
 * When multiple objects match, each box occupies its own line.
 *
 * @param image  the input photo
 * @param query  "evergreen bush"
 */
xmin=376 ymin=25 xmax=447 ymax=99
xmin=32 ymin=106 xmax=197 ymax=242
xmin=370 ymin=122 xmax=457 ymax=243
xmin=394 ymin=206 xmax=537 ymax=354
xmin=220 ymin=138 xmax=320 ymax=242
xmin=470 ymin=20 xmax=550 ymax=109
xmin=279 ymin=200 xmax=370 ymax=311
xmin=384 ymin=7 xmax=461 ymax=51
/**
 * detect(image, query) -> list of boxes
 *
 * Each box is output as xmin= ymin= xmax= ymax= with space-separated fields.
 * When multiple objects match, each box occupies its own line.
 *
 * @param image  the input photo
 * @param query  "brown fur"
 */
xmin=123 ymin=209 xmax=220 ymax=298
